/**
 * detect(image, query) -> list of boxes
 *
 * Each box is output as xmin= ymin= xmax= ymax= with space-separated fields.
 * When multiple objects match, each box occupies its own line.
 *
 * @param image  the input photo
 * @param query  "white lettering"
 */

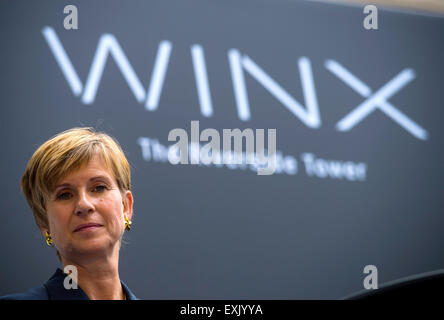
xmin=301 ymin=152 xmax=367 ymax=181
xmin=363 ymin=5 xmax=378 ymax=30
xmin=63 ymin=5 xmax=78 ymax=30
xmin=42 ymin=27 xmax=428 ymax=140
xmin=63 ymin=265 xmax=78 ymax=290
xmin=167 ymin=121 xmax=276 ymax=175
xmin=363 ymin=265 xmax=378 ymax=289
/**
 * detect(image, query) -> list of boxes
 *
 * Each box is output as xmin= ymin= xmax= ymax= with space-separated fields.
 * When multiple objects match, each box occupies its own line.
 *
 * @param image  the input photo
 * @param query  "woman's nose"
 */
xmin=75 ymin=191 xmax=95 ymax=215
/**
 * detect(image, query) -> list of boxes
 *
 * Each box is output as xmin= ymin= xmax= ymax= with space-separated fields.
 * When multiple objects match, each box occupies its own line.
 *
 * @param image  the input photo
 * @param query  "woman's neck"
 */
xmin=61 ymin=250 xmax=125 ymax=300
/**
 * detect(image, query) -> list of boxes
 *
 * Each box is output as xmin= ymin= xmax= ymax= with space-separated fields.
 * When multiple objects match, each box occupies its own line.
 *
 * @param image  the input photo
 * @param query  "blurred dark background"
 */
xmin=0 ymin=0 xmax=443 ymax=299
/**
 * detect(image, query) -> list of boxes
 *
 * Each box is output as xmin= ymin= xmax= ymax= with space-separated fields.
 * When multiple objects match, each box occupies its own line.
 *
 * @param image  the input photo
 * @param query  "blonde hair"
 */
xmin=21 ymin=127 xmax=131 ymax=230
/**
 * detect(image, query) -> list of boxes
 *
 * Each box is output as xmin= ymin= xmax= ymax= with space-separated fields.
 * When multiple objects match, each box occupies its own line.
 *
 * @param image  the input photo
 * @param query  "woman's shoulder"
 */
xmin=1 ymin=269 xmax=139 ymax=300
xmin=0 ymin=269 xmax=65 ymax=300
xmin=121 ymin=280 xmax=139 ymax=300
xmin=0 ymin=286 xmax=49 ymax=300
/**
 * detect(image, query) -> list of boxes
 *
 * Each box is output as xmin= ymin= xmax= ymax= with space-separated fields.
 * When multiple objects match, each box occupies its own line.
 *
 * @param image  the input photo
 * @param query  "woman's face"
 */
xmin=43 ymin=156 xmax=133 ymax=261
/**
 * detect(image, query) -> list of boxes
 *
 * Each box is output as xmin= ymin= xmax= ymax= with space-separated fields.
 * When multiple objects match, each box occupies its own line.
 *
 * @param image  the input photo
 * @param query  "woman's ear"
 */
xmin=122 ymin=190 xmax=133 ymax=221
xmin=39 ymin=225 xmax=49 ymax=238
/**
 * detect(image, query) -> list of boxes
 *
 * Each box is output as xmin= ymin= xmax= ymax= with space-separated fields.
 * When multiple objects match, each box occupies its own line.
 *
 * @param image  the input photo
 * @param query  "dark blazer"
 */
xmin=0 ymin=268 xmax=138 ymax=300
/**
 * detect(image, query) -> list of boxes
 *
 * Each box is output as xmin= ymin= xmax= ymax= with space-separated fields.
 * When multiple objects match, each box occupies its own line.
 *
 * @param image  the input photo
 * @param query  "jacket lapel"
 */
xmin=44 ymin=268 xmax=138 ymax=300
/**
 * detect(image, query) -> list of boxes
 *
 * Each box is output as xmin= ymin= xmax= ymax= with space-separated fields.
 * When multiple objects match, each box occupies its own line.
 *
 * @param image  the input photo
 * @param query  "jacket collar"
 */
xmin=44 ymin=268 xmax=138 ymax=300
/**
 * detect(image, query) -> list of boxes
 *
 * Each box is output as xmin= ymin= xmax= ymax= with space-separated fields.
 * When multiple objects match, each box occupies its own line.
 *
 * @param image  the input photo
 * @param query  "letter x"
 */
xmin=325 ymin=60 xmax=428 ymax=140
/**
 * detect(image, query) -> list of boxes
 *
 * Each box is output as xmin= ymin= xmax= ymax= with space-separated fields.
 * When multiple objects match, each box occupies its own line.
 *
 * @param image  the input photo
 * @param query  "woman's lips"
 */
xmin=74 ymin=223 xmax=103 ymax=232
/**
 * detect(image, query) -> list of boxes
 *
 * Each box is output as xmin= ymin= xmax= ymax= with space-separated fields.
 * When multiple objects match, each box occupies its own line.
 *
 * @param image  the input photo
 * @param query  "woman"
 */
xmin=1 ymin=127 xmax=137 ymax=300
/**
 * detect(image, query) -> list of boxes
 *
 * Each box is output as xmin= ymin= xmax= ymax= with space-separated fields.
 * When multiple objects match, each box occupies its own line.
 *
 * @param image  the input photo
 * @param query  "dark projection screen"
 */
xmin=0 ymin=0 xmax=443 ymax=299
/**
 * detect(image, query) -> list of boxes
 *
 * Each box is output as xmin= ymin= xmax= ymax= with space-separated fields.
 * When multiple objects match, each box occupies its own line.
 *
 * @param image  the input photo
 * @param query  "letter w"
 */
xmin=42 ymin=26 xmax=172 ymax=106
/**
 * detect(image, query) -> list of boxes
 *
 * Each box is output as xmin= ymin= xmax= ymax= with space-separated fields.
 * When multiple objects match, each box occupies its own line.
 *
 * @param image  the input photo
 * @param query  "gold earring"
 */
xmin=124 ymin=216 xmax=132 ymax=231
xmin=45 ymin=231 xmax=53 ymax=246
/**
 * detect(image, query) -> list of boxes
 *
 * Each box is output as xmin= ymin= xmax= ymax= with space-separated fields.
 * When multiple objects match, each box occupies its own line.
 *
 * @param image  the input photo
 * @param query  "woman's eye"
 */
xmin=56 ymin=192 xmax=72 ymax=200
xmin=94 ymin=185 xmax=107 ymax=192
